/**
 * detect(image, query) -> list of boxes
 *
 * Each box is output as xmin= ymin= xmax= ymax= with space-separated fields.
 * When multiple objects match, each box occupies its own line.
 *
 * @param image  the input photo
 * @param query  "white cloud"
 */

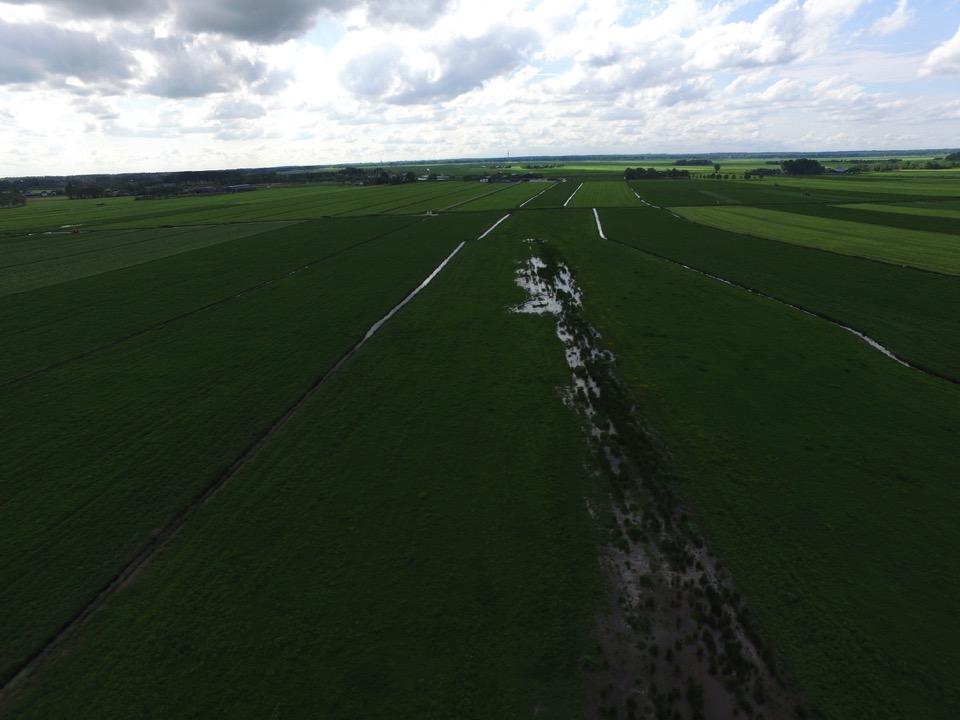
xmin=869 ymin=0 xmax=913 ymax=37
xmin=920 ymin=24 xmax=960 ymax=76
xmin=340 ymin=23 xmax=539 ymax=105
xmin=0 ymin=0 xmax=959 ymax=175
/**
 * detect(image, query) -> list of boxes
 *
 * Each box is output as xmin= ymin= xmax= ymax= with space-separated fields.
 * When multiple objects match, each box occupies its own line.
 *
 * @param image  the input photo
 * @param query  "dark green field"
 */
xmin=1 ymin=174 xmax=958 ymax=719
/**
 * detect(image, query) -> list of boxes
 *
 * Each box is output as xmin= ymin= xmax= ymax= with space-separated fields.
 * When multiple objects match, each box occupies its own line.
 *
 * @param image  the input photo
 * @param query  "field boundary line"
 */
xmin=593 ymin=208 xmax=607 ymax=239
xmin=563 ymin=182 xmax=584 ymax=207
xmin=0 ymin=218 xmax=423 ymax=391
xmin=0 ymin=215 xmax=510 ymax=702
xmin=518 ymin=184 xmax=557 ymax=208
xmin=631 ymin=189 xmax=661 ymax=209
xmin=478 ymin=213 xmax=511 ymax=239
xmin=593 ymin=210 xmax=959 ymax=385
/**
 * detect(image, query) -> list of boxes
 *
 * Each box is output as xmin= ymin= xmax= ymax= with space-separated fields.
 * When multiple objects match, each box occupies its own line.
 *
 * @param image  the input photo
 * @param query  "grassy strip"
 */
xmin=0 ymin=212 xmax=500 ymax=685
xmin=568 ymin=181 xmax=639 ymax=208
xmin=0 ymin=217 xmax=418 ymax=385
xmin=450 ymin=182 xmax=548 ymax=211
xmin=674 ymin=205 xmax=960 ymax=274
xmin=0 ymin=187 xmax=345 ymax=232
xmin=839 ymin=202 xmax=960 ymax=220
xmin=771 ymin=203 xmax=960 ymax=236
xmin=0 ymin=223 xmax=292 ymax=297
xmin=521 ymin=181 xmax=578 ymax=209
xmin=600 ymin=208 xmax=960 ymax=381
xmin=2 ymin=215 xmax=602 ymax=720
xmin=510 ymin=208 xmax=960 ymax=720
xmin=772 ymin=175 xmax=960 ymax=197
xmin=628 ymin=179 xmax=929 ymax=207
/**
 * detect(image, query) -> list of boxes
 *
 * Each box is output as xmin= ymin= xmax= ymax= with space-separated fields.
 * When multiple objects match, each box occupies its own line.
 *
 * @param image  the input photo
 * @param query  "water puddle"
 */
xmin=511 ymin=245 xmax=808 ymax=719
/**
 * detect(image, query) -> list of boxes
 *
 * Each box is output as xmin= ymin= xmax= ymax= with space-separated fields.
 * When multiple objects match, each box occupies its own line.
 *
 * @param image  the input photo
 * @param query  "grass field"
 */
xmin=0 ymin=223 xmax=293 ymax=296
xmin=674 ymin=205 xmax=960 ymax=274
xmin=451 ymin=182 xmax=554 ymax=211
xmin=1 ymin=166 xmax=959 ymax=719
xmin=534 ymin=209 xmax=960 ymax=720
xmin=521 ymin=180 xmax=577 ymax=208
xmin=0 ymin=212 xmax=500 ymax=687
xmin=629 ymin=178 xmax=953 ymax=207
xmin=839 ymin=202 xmax=960 ymax=221
xmin=0 ymin=182 xmax=510 ymax=232
xmin=1 ymin=211 xmax=601 ymax=720
xmin=597 ymin=208 xmax=960 ymax=381
xmin=568 ymin=181 xmax=641 ymax=207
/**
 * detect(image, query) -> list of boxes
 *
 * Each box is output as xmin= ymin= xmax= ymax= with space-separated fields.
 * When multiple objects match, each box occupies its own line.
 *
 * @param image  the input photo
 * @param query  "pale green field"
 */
xmin=774 ymin=175 xmax=960 ymax=197
xmin=840 ymin=203 xmax=960 ymax=220
xmin=674 ymin=205 xmax=960 ymax=274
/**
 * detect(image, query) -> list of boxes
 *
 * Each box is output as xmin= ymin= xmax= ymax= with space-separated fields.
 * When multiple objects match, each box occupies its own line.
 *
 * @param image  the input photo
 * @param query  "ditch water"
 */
xmin=511 ymin=244 xmax=807 ymax=719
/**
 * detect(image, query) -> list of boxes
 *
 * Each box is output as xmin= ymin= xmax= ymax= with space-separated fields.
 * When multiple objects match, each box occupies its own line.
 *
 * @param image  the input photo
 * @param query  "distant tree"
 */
xmin=0 ymin=191 xmax=25 ymax=208
xmin=945 ymin=151 xmax=960 ymax=161
xmin=713 ymin=163 xmax=721 ymax=174
xmin=624 ymin=167 xmax=690 ymax=180
xmin=780 ymin=158 xmax=826 ymax=175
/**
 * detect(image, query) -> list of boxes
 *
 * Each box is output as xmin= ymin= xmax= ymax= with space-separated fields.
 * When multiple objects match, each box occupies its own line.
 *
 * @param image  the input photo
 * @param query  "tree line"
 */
xmin=624 ymin=167 xmax=691 ymax=180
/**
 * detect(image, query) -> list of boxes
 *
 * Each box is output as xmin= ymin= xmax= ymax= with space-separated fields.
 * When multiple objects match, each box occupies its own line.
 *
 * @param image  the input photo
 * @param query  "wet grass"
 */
xmin=599 ymin=207 xmax=960 ymax=381
xmin=509 ymin=209 xmax=960 ymax=720
xmin=675 ymin=205 xmax=960 ymax=274
xmin=0 ymin=212 xmax=498 ymax=687
xmin=1 ymin=217 xmax=602 ymax=720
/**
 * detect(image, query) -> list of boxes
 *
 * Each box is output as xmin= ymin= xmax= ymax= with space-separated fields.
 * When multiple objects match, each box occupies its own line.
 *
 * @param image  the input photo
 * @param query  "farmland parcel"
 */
xmin=1 ymin=175 xmax=958 ymax=719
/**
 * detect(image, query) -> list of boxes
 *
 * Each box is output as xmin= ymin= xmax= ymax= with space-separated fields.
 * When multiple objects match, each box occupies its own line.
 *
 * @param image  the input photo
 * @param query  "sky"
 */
xmin=1 ymin=0 xmax=959 ymax=175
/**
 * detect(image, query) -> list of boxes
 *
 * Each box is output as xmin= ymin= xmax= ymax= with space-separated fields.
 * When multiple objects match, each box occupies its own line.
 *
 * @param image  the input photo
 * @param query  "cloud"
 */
xmin=0 ymin=19 xmax=136 ymax=88
xmin=869 ymin=0 xmax=913 ymax=37
xmin=143 ymin=37 xmax=272 ymax=97
xmin=341 ymin=25 xmax=539 ymax=105
xmin=5 ymin=0 xmax=168 ymax=19
xmin=74 ymin=97 xmax=120 ymax=119
xmin=685 ymin=0 xmax=869 ymax=72
xmin=212 ymin=98 xmax=267 ymax=119
xmin=6 ymin=0 xmax=455 ymax=43
xmin=920 ymin=24 xmax=960 ymax=76
xmin=364 ymin=0 xmax=451 ymax=25
xmin=174 ymin=0 xmax=340 ymax=44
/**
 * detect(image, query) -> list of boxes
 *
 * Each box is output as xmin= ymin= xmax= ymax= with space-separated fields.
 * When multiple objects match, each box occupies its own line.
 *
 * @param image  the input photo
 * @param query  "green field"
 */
xmin=674 ymin=205 xmax=960 ymax=274
xmin=597 ymin=208 xmax=960 ymax=381
xmin=839 ymin=202 xmax=960 ymax=221
xmin=1 ymin=169 xmax=958 ymax=719
xmin=568 ymin=180 xmax=641 ymax=207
